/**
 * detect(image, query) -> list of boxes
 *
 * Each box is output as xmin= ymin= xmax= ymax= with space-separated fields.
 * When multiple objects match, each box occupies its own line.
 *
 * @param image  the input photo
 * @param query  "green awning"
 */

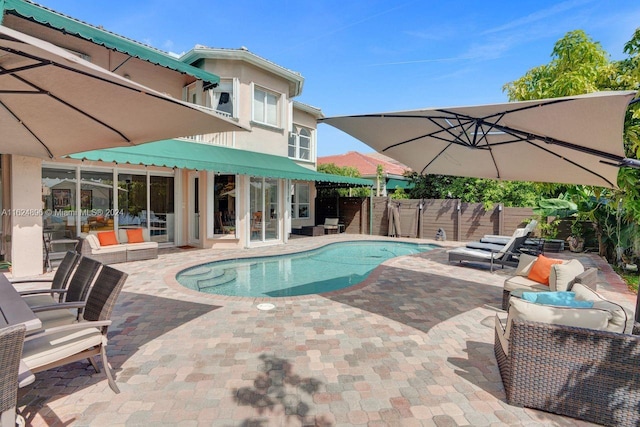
xmin=69 ymin=139 xmax=373 ymax=186
xmin=0 ymin=0 xmax=219 ymax=84
xmin=387 ymin=178 xmax=414 ymax=190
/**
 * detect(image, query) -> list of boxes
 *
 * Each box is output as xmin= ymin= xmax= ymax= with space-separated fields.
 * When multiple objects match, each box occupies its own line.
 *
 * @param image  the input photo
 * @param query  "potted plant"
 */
xmin=567 ymin=220 xmax=585 ymax=252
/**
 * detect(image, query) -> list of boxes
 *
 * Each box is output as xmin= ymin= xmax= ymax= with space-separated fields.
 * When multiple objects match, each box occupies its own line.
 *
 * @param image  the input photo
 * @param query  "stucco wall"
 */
xmin=10 ymin=155 xmax=44 ymax=277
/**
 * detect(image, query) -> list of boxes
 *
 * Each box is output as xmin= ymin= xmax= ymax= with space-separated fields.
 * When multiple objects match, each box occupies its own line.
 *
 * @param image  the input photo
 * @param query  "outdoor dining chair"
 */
xmin=0 ymin=324 xmax=26 ymax=427
xmin=12 ymin=251 xmax=79 ymax=305
xmin=21 ymin=257 xmax=102 ymax=330
xmin=21 ymin=265 xmax=128 ymax=393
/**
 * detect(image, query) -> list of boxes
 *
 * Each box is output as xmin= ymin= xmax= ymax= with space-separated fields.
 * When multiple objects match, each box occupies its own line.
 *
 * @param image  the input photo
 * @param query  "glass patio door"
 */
xmin=250 ymin=177 xmax=279 ymax=242
xmin=188 ymin=172 xmax=199 ymax=245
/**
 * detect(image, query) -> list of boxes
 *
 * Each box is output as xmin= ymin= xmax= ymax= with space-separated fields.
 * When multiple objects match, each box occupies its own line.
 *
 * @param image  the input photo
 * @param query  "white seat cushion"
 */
xmin=22 ymin=326 xmax=104 ymax=370
xmin=447 ymin=247 xmax=498 ymax=260
xmin=503 ymin=275 xmax=549 ymax=293
xmin=125 ymin=241 xmax=158 ymax=251
xmin=36 ymin=309 xmax=78 ymax=329
xmin=23 ymin=294 xmax=57 ymax=308
xmin=505 ymin=297 xmax=612 ymax=340
xmin=91 ymin=245 xmax=126 ymax=254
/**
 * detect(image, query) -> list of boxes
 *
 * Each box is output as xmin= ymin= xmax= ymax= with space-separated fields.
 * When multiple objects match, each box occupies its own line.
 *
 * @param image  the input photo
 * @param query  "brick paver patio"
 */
xmin=15 ymin=234 xmax=637 ymax=426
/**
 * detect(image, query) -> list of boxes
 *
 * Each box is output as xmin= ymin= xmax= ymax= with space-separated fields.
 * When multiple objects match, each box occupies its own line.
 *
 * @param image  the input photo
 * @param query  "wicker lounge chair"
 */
xmin=322 ymin=218 xmax=340 ymax=234
xmin=495 ymin=316 xmax=640 ymax=426
xmin=501 ymin=254 xmax=599 ymax=310
xmin=448 ymin=228 xmax=529 ymax=271
xmin=0 ymin=324 xmax=26 ymax=427
xmin=21 ymin=265 xmax=128 ymax=393
xmin=495 ymin=283 xmax=638 ymax=426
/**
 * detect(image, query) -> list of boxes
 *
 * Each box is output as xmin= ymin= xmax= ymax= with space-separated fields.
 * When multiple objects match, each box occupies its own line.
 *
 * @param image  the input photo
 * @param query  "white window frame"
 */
xmin=291 ymin=183 xmax=310 ymax=219
xmin=206 ymin=78 xmax=238 ymax=118
xmin=252 ymin=84 xmax=281 ymax=128
xmin=289 ymin=125 xmax=314 ymax=162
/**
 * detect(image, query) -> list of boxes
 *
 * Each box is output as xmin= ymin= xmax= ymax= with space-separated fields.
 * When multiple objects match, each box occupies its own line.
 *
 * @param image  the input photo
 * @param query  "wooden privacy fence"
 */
xmin=316 ymin=197 xmax=535 ymax=242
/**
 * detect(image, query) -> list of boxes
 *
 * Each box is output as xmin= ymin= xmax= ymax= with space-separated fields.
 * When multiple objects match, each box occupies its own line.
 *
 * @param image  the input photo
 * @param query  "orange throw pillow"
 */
xmin=96 ymin=231 xmax=118 ymax=246
xmin=126 ymin=228 xmax=145 ymax=244
xmin=527 ymin=254 xmax=563 ymax=285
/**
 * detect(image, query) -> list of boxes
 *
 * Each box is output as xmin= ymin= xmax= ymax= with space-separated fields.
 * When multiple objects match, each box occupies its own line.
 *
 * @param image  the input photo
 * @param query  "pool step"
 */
xmin=197 ymin=268 xmax=237 ymax=290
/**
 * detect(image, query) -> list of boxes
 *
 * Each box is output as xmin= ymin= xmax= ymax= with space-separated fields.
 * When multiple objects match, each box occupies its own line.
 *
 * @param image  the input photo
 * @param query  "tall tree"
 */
xmin=504 ymin=29 xmax=640 ymax=262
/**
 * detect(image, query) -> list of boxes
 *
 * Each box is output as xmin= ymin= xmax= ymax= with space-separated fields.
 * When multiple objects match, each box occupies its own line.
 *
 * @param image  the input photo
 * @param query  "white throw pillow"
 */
xmin=514 ymin=253 xmax=538 ymax=277
xmin=549 ymin=259 xmax=585 ymax=291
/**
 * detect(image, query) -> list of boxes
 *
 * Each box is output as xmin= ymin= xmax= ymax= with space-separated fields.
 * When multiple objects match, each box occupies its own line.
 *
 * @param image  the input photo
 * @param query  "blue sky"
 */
xmin=37 ymin=0 xmax=640 ymax=156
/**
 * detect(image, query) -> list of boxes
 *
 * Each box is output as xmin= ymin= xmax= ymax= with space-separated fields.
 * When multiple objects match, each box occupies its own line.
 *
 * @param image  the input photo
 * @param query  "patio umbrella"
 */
xmin=320 ymin=91 xmax=640 ymax=188
xmin=0 ymin=25 xmax=247 ymax=159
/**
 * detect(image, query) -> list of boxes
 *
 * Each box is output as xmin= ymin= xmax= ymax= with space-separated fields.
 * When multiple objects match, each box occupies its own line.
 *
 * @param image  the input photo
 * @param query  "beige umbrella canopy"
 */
xmin=320 ymin=91 xmax=639 ymax=188
xmin=0 ymin=25 xmax=247 ymax=159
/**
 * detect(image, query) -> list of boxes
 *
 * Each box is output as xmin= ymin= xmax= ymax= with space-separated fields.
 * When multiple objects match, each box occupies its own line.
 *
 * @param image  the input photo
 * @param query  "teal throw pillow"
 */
xmin=521 ymin=291 xmax=594 ymax=308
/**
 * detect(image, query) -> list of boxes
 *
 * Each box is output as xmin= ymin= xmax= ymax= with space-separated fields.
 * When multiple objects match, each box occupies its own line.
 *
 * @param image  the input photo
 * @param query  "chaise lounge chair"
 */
xmin=478 ymin=220 xmax=538 ymax=245
xmin=448 ymin=228 xmax=529 ymax=271
xmin=466 ymin=220 xmax=539 ymax=252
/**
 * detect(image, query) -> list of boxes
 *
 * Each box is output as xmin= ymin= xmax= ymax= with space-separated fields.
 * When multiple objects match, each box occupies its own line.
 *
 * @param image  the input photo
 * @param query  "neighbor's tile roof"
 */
xmin=317 ymin=151 xmax=410 ymax=176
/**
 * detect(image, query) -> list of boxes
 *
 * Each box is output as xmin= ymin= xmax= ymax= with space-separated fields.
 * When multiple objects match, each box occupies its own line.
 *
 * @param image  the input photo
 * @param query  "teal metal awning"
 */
xmin=386 ymin=178 xmax=414 ymax=190
xmin=0 ymin=0 xmax=219 ymax=84
xmin=69 ymin=139 xmax=373 ymax=186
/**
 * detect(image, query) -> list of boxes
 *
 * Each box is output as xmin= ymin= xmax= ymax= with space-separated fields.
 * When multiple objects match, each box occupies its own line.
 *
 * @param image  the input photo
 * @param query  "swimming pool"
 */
xmin=176 ymin=241 xmax=436 ymax=297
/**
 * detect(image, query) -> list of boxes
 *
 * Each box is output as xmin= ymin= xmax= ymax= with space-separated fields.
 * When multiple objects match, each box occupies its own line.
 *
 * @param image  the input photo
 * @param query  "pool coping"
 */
xmin=163 ymin=237 xmax=445 ymax=304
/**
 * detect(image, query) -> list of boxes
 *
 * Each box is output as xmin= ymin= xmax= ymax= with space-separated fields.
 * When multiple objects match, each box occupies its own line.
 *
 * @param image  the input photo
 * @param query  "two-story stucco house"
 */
xmin=0 ymin=0 xmax=369 ymax=276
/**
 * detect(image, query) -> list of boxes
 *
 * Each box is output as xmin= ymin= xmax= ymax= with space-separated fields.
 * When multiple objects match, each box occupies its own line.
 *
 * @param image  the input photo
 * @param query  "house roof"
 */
xmin=317 ymin=151 xmax=411 ymax=177
xmin=294 ymin=101 xmax=323 ymax=119
xmin=0 ymin=0 xmax=220 ymax=84
xmin=180 ymin=46 xmax=304 ymax=97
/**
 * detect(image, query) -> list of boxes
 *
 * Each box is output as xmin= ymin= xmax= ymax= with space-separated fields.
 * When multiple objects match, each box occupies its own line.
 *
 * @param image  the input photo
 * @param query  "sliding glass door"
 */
xmin=250 ymin=177 xmax=279 ymax=242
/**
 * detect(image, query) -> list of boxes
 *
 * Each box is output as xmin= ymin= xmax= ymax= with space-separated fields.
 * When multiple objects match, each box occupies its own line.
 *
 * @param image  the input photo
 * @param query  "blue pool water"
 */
xmin=176 ymin=241 xmax=436 ymax=297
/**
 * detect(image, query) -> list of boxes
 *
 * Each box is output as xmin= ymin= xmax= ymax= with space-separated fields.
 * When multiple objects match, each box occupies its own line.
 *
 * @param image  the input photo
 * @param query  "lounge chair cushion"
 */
xmin=22 ymin=327 xmax=104 ymax=370
xmin=527 ymin=255 xmax=563 ymax=285
xmin=504 ymin=297 xmax=612 ymax=341
xmin=572 ymin=283 xmax=632 ymax=333
xmin=549 ymin=259 xmax=585 ymax=291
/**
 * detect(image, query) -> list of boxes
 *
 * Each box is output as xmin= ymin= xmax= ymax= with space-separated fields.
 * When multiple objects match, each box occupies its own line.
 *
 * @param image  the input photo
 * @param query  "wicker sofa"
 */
xmin=77 ymin=229 xmax=158 ymax=264
xmin=495 ymin=284 xmax=638 ymax=426
xmin=502 ymin=254 xmax=598 ymax=310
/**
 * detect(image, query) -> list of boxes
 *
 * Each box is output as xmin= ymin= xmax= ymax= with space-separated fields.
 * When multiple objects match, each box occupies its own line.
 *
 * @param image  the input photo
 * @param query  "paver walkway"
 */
xmin=15 ymin=234 xmax=637 ymax=426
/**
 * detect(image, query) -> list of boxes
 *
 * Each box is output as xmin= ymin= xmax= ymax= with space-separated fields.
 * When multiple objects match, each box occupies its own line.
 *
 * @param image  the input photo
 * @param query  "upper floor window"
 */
xmin=288 ymin=126 xmax=312 ymax=161
xmin=253 ymin=86 xmax=280 ymax=127
xmin=206 ymin=79 xmax=236 ymax=118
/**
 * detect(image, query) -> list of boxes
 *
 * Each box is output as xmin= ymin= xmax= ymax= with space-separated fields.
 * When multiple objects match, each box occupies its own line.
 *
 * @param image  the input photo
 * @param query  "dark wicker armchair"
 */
xmin=494 ymin=316 xmax=640 ymax=427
